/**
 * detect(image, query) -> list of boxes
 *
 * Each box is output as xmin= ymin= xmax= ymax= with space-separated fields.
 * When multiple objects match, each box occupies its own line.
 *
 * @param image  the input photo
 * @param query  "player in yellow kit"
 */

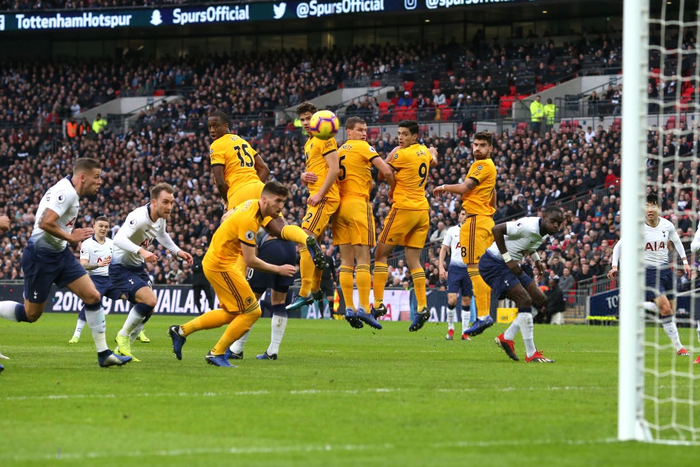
xmin=286 ymin=102 xmax=342 ymax=311
xmin=207 ymin=110 xmax=325 ymax=272
xmin=433 ymin=131 xmax=497 ymax=338
xmin=167 ymin=181 xmax=302 ymax=367
xmin=332 ymin=117 xmax=395 ymax=330
xmin=372 ymin=120 xmax=438 ymax=332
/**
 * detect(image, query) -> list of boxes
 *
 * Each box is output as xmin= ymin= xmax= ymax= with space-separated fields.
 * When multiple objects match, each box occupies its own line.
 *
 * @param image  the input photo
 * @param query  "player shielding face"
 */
xmin=110 ymin=183 xmax=194 ymax=362
xmin=433 ymin=131 xmax=497 ymax=339
xmin=372 ymin=120 xmax=438 ymax=332
xmin=0 ymin=158 xmax=130 ymax=367
xmin=168 ymin=181 xmax=297 ymax=367
xmin=285 ymin=102 xmax=342 ymax=313
xmin=483 ymin=208 xmax=564 ymax=363
xmin=609 ymin=193 xmax=691 ymax=357
xmin=332 ymin=117 xmax=395 ymax=330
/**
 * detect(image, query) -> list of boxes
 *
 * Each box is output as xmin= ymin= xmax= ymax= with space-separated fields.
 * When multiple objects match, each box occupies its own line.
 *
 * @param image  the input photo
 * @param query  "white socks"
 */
xmin=268 ymin=314 xmax=288 ymax=356
xmin=230 ymin=329 xmax=251 ymax=354
xmin=73 ymin=319 xmax=86 ymax=339
xmin=518 ymin=313 xmax=537 ymax=359
xmin=696 ymin=322 xmax=700 ymax=344
xmin=84 ymin=308 xmax=108 ymax=352
xmin=504 ymin=318 xmax=520 ymax=341
xmin=118 ymin=308 xmax=146 ymax=338
xmin=461 ymin=310 xmax=470 ymax=334
xmin=446 ymin=307 xmax=456 ymax=331
xmin=0 ymin=301 xmax=20 ymax=322
xmin=661 ymin=318 xmax=684 ymax=352
xmin=130 ymin=322 xmax=146 ymax=345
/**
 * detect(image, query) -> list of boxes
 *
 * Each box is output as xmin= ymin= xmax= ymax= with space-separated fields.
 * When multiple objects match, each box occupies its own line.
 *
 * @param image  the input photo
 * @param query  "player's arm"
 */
xmin=308 ymin=150 xmax=340 ymax=206
xmin=435 ymin=177 xmax=479 ymax=197
xmin=428 ymin=146 xmax=439 ymax=167
xmin=372 ymin=157 xmax=396 ymax=190
xmin=80 ymin=246 xmax=110 ymax=271
xmin=438 ymin=243 xmax=450 ymax=281
xmin=212 ymin=165 xmax=228 ymax=208
xmin=113 ymin=214 xmax=157 ymax=263
xmin=691 ymin=225 xmax=700 ymax=254
xmin=669 ymin=228 xmax=691 ymax=275
xmin=38 ymin=208 xmax=92 ymax=245
xmin=156 ymin=229 xmax=193 ymax=266
xmin=490 ymin=189 xmax=497 ymax=210
xmin=530 ymin=248 xmax=546 ymax=278
xmin=492 ymin=222 xmax=523 ymax=276
xmin=254 ymin=154 xmax=270 ymax=182
xmin=241 ymin=243 xmax=295 ymax=277
xmin=608 ymin=239 xmax=622 ymax=279
xmin=384 ymin=146 xmax=400 ymax=164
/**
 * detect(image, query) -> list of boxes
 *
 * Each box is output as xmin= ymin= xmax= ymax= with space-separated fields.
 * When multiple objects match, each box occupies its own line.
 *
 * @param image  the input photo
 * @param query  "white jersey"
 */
xmin=691 ymin=222 xmax=700 ymax=253
xmin=442 ymin=225 xmax=466 ymax=268
xmin=79 ymin=237 xmax=113 ymax=277
xmin=612 ymin=217 xmax=685 ymax=267
xmin=486 ymin=216 xmax=548 ymax=262
xmin=112 ymin=205 xmax=181 ymax=268
xmin=30 ymin=177 xmax=80 ymax=252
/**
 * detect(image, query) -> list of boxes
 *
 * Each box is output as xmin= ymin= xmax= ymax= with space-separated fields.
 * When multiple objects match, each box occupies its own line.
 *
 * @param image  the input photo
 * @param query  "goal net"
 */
xmin=620 ymin=0 xmax=700 ymax=444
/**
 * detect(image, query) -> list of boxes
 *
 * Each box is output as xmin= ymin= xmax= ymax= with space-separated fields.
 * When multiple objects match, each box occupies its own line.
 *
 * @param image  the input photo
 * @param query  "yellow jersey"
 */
xmin=210 ymin=133 xmax=260 ymax=202
xmin=202 ymin=199 xmax=264 ymax=272
xmin=464 ymin=157 xmax=496 ymax=216
xmin=387 ymin=143 xmax=431 ymax=210
xmin=304 ymin=136 xmax=340 ymax=201
xmin=337 ymin=139 xmax=379 ymax=199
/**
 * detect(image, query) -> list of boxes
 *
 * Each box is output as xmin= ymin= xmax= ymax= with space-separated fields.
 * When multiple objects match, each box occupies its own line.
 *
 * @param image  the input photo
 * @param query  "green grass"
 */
xmin=1 ymin=315 xmax=699 ymax=466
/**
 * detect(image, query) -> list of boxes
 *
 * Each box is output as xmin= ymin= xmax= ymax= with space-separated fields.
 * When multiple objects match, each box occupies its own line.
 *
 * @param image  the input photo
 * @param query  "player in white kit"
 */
xmin=110 ymin=183 xmax=193 ymax=362
xmin=609 ymin=193 xmax=691 ymax=356
xmin=481 ymin=207 xmax=564 ymax=363
xmin=438 ymin=209 xmax=473 ymax=340
xmin=0 ymin=158 xmax=131 ymax=368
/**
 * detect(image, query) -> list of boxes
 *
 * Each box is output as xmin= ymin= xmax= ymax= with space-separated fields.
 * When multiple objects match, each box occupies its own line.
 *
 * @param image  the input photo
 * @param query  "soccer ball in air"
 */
xmin=308 ymin=110 xmax=339 ymax=140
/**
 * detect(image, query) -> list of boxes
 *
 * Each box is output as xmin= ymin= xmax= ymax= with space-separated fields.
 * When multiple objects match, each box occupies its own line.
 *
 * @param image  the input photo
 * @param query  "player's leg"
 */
xmin=170 ymin=270 xmax=239 ymax=360
xmin=0 ymin=248 xmax=51 ymax=323
xmin=406 ymin=246 xmax=429 ymax=332
xmin=337 ymin=243 xmax=361 ymax=328
xmin=70 ymin=306 xmax=87 ymax=344
xmin=115 ymin=283 xmax=157 ymax=361
xmin=462 ymin=215 xmax=495 ymax=336
xmin=266 ymin=215 xmax=325 ymax=270
xmin=658 ymin=296 xmax=686 ymax=355
xmin=460 ymin=294 xmax=472 ymax=339
xmin=373 ymin=206 xmax=401 ymax=316
xmin=66 ymin=274 xmax=131 ymax=367
xmin=445 ymin=292 xmax=458 ymax=340
xmin=259 ymin=289 xmax=289 ymax=360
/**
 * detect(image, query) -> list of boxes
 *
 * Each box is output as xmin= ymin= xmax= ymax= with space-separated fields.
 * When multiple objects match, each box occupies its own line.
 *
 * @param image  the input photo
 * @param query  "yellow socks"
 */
xmin=298 ymin=247 xmax=315 ymax=297
xmin=411 ymin=268 xmax=427 ymax=310
xmin=356 ymin=264 xmax=371 ymax=311
xmin=180 ymin=309 xmax=233 ymax=337
xmin=212 ymin=308 xmax=262 ymax=355
xmin=280 ymin=225 xmax=308 ymax=245
xmin=339 ymin=266 xmax=354 ymax=309
xmin=373 ymin=262 xmax=388 ymax=305
xmin=469 ymin=268 xmax=491 ymax=318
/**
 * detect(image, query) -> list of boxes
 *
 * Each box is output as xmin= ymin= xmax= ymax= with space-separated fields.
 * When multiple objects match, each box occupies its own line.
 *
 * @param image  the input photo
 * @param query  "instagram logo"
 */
xmin=404 ymin=0 xmax=417 ymax=9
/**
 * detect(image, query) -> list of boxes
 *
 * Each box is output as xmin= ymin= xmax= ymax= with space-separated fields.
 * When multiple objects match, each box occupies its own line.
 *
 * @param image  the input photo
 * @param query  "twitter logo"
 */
xmin=273 ymin=2 xmax=286 ymax=19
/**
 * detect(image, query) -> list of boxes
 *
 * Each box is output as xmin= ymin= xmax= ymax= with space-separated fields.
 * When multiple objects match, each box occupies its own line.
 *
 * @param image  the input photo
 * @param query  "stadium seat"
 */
xmin=612 ymin=119 xmax=621 ymax=132
xmin=370 ymin=80 xmax=381 ymax=88
xmin=367 ymin=127 xmax=380 ymax=141
xmin=516 ymin=122 xmax=527 ymax=135
xmin=666 ymin=116 xmax=676 ymax=129
xmin=403 ymin=81 xmax=414 ymax=94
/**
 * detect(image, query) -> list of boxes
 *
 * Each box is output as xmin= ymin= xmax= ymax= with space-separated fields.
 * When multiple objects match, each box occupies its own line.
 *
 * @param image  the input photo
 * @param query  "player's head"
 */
xmin=646 ymin=191 xmax=660 ymax=222
xmin=297 ymin=102 xmax=318 ymax=133
xmin=541 ymin=207 xmax=564 ymax=235
xmin=94 ymin=216 xmax=110 ymax=240
xmin=73 ymin=157 xmax=102 ymax=197
xmin=150 ymin=183 xmax=175 ymax=220
xmin=472 ymin=132 xmax=492 ymax=160
xmin=208 ymin=110 xmax=230 ymax=140
xmin=260 ymin=181 xmax=289 ymax=218
xmin=397 ymin=120 xmax=419 ymax=148
xmin=346 ymin=117 xmax=367 ymax=141
xmin=458 ymin=209 xmax=468 ymax=224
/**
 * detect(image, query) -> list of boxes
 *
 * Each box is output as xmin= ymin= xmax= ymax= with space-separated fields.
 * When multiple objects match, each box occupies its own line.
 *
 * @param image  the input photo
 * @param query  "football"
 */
xmin=308 ymin=110 xmax=339 ymax=140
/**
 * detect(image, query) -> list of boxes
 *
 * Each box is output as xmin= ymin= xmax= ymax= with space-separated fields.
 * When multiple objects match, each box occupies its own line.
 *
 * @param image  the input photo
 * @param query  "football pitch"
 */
xmin=1 ymin=314 xmax=698 ymax=466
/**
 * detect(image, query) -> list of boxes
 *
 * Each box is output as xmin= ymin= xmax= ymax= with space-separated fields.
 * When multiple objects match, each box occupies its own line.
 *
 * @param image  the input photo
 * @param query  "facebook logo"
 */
xmin=0 ymin=15 xmax=5 ymax=31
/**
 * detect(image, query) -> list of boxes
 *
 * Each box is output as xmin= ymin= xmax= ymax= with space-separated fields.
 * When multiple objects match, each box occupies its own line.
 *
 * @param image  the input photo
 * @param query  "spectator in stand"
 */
xmin=530 ymin=96 xmax=544 ymax=133
xmin=398 ymin=91 xmax=413 ymax=108
xmin=433 ymin=88 xmax=447 ymax=106
xmin=92 ymin=114 xmax=108 ymax=134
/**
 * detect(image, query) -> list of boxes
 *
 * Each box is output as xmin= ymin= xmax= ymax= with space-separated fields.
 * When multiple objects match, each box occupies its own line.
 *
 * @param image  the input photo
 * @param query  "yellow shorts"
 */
xmin=378 ymin=207 xmax=429 ymax=249
xmin=460 ymin=214 xmax=494 ymax=265
xmin=331 ymin=197 xmax=376 ymax=247
xmin=301 ymin=197 xmax=340 ymax=237
xmin=204 ymin=267 xmax=260 ymax=314
xmin=228 ymin=181 xmax=274 ymax=226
